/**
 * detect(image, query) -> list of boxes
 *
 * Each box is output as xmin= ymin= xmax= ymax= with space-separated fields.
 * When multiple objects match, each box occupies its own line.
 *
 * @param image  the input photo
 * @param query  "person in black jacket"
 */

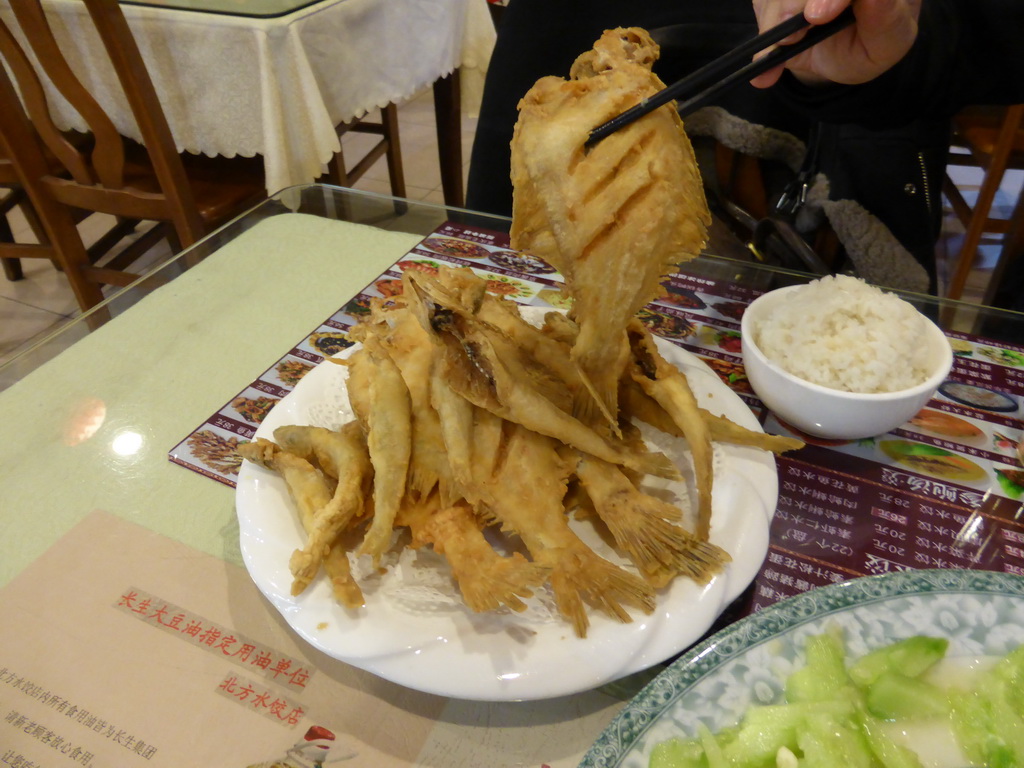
xmin=752 ymin=0 xmax=1024 ymax=310
xmin=466 ymin=0 xmax=1023 ymax=302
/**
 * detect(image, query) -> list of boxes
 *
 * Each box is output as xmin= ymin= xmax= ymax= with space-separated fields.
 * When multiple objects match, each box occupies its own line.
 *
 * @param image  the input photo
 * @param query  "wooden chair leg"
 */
xmin=947 ymin=172 xmax=1007 ymax=300
xmin=380 ymin=103 xmax=406 ymax=198
xmin=327 ymin=140 xmax=352 ymax=188
xmin=433 ymin=71 xmax=465 ymax=208
xmin=1 ymin=191 xmax=25 ymax=280
xmin=41 ymin=204 xmax=106 ymax=311
xmin=715 ymin=143 xmax=769 ymax=220
xmin=1 ymin=254 xmax=22 ymax=279
xmin=983 ymin=188 xmax=1024 ymax=307
xmin=1 ymin=213 xmax=24 ymax=280
xmin=1 ymin=259 xmax=21 ymax=280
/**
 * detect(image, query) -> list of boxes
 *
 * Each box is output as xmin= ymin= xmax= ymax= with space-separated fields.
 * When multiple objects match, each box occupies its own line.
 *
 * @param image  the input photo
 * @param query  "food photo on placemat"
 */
xmin=939 ymin=381 xmax=1018 ymax=413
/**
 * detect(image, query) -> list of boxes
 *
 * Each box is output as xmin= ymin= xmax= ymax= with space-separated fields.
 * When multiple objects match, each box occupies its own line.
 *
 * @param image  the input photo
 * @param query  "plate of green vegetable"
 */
xmin=579 ymin=569 xmax=1024 ymax=768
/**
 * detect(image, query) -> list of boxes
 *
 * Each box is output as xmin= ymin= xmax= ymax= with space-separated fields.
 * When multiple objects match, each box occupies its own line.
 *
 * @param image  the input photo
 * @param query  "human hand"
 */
xmin=750 ymin=0 xmax=921 ymax=88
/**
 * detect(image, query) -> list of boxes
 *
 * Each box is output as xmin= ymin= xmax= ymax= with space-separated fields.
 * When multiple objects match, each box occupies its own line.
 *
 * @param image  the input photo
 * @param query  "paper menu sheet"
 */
xmin=0 ymin=511 xmax=441 ymax=766
xmin=168 ymin=221 xmax=1024 ymax=616
xmin=0 ymin=511 xmax=622 ymax=768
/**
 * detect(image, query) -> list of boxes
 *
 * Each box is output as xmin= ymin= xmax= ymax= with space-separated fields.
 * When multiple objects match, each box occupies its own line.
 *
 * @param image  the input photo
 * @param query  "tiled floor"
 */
xmin=1 ymin=90 xmax=1021 ymax=371
xmin=0 ymin=88 xmax=478 ymax=369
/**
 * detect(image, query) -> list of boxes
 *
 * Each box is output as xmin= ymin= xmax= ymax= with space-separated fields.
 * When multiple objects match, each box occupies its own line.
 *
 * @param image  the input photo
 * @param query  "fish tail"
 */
xmin=612 ymin=513 xmax=730 ymax=587
xmin=407 ymin=465 xmax=440 ymax=500
xmin=546 ymin=547 xmax=655 ymax=638
xmin=627 ymin=449 xmax=682 ymax=480
xmin=549 ymin=565 xmax=591 ymax=638
xmin=323 ymin=545 xmax=364 ymax=608
xmin=674 ymin=538 xmax=731 ymax=585
xmin=288 ymin=547 xmax=319 ymax=596
xmin=582 ymin=484 xmax=706 ymax=587
xmin=455 ymin=552 xmax=548 ymax=614
xmin=571 ymin=332 xmax=629 ymax=425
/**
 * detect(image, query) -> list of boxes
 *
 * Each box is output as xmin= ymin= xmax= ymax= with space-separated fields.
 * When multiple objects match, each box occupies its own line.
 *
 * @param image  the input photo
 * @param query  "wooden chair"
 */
xmin=706 ymin=141 xmax=838 ymax=276
xmin=943 ymin=103 xmax=1024 ymax=301
xmin=326 ymin=105 xmax=406 ymax=197
xmin=0 ymin=0 xmax=266 ymax=311
xmin=1 ymin=133 xmax=154 ymax=286
xmin=327 ymin=77 xmax=465 ymax=208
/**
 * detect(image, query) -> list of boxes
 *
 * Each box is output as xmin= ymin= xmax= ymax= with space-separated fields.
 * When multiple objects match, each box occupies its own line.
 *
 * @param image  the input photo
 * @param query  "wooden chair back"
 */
xmin=0 ymin=0 xmax=209 ymax=245
xmin=943 ymin=103 xmax=1024 ymax=301
xmin=0 ymin=66 xmax=124 ymax=309
xmin=0 ymin=0 xmax=265 ymax=311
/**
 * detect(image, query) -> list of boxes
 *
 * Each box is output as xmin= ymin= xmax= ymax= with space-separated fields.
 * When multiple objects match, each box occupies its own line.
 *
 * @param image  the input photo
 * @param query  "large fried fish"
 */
xmin=510 ymin=27 xmax=710 ymax=425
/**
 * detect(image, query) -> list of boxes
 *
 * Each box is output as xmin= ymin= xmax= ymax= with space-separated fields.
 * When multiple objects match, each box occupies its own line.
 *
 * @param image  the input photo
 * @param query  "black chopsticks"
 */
xmin=585 ymin=8 xmax=855 ymax=147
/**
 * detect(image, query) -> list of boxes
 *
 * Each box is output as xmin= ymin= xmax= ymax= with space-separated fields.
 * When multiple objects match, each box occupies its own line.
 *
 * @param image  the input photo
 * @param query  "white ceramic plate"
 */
xmin=579 ymin=569 xmax=1024 ymax=767
xmin=235 ymin=308 xmax=778 ymax=701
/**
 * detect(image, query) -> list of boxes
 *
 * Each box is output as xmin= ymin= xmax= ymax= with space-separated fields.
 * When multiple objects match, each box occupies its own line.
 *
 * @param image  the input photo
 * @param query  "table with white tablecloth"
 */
xmin=2 ymin=0 xmax=496 ymax=195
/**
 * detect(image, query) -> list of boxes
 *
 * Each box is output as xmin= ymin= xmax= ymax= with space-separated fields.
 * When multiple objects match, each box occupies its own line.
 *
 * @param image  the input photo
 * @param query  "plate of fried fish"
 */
xmin=235 ymin=269 xmax=800 ymax=701
xmin=235 ymin=26 xmax=804 ymax=701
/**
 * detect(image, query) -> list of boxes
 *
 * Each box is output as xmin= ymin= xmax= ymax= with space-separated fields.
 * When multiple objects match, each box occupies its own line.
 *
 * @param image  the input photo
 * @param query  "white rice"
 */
xmin=753 ymin=275 xmax=932 ymax=393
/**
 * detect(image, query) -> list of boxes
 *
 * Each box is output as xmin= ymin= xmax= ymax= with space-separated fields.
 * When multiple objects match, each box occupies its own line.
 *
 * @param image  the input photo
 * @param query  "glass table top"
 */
xmin=1 ymin=184 xmax=1022 ymax=735
xmin=118 ymin=0 xmax=326 ymax=19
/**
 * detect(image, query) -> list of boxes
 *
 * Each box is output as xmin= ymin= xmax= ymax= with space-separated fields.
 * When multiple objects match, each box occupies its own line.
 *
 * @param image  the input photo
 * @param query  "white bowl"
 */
xmin=740 ymin=284 xmax=954 ymax=440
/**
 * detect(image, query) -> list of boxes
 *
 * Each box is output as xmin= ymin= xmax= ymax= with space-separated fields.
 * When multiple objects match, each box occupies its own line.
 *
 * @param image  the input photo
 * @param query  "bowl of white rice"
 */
xmin=740 ymin=275 xmax=953 ymax=440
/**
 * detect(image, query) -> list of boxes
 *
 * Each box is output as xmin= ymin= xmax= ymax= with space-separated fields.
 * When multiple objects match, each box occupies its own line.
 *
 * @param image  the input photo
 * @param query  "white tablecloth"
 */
xmin=3 ymin=0 xmax=495 ymax=194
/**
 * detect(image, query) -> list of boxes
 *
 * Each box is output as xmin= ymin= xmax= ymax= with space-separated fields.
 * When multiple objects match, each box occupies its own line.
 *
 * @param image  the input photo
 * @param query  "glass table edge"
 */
xmin=1 ymin=184 xmax=1021 ymax=389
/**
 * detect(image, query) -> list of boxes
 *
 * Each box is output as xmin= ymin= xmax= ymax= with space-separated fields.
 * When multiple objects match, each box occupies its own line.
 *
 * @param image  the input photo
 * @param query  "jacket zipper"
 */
xmin=918 ymin=151 xmax=933 ymax=216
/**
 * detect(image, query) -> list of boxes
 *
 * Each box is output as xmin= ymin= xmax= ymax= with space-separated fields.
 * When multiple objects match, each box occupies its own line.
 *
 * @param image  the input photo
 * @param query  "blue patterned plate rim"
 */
xmin=578 ymin=568 xmax=1024 ymax=768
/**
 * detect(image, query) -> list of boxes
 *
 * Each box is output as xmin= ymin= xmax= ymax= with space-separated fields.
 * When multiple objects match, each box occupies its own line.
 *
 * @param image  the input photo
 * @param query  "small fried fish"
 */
xmin=627 ymin=321 xmax=714 ymax=540
xmin=434 ymin=307 xmax=680 ymax=480
xmin=620 ymin=376 xmax=805 ymax=454
xmin=575 ymin=454 xmax=729 ymax=588
xmin=357 ymin=334 xmax=413 ymax=562
xmin=238 ymin=438 xmax=364 ymax=607
xmin=379 ymin=310 xmax=454 ymax=503
xmin=397 ymin=493 xmax=547 ymax=614
xmin=273 ymin=423 xmax=373 ymax=596
xmin=483 ymin=423 xmax=655 ymax=637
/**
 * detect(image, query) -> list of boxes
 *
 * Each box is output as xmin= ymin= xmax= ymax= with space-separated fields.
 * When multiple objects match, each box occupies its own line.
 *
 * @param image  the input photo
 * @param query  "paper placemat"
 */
xmin=0 ymin=511 xmax=621 ymax=767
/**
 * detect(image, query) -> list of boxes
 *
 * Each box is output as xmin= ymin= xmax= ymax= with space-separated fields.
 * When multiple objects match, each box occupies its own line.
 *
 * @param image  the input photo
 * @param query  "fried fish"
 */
xmin=510 ymin=27 xmax=710 ymax=424
xmin=238 ymin=438 xmax=364 ymax=607
xmin=272 ymin=423 xmax=373 ymax=596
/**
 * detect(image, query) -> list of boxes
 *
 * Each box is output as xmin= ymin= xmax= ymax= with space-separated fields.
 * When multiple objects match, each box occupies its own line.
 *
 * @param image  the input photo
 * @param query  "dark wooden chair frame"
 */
xmin=0 ymin=0 xmax=265 ymax=310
